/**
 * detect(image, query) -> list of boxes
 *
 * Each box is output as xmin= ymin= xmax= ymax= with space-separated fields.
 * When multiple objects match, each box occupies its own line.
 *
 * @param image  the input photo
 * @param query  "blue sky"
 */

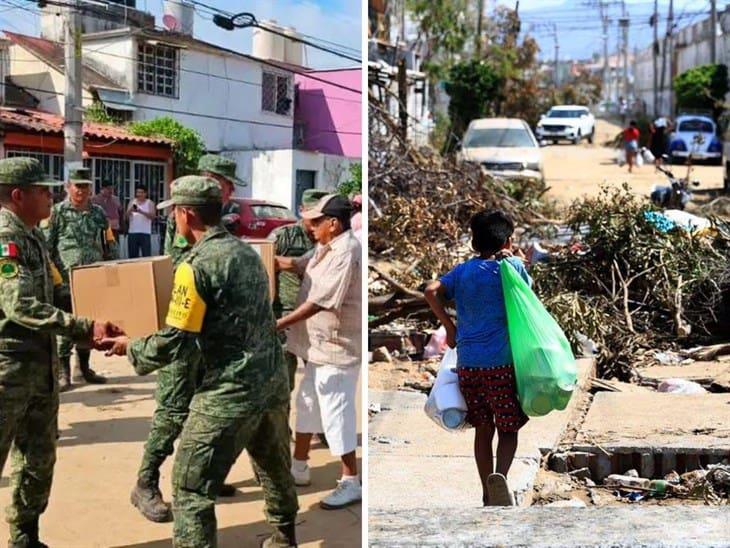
xmin=500 ymin=0 xmax=722 ymax=61
xmin=0 ymin=1 xmax=361 ymax=69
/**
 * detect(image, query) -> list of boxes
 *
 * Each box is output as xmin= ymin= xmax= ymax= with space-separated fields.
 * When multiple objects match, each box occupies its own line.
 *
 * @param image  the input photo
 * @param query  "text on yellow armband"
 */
xmin=165 ymin=262 xmax=206 ymax=332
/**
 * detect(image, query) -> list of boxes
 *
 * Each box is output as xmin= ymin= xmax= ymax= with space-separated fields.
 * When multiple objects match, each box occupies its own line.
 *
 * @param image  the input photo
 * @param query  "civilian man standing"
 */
xmin=0 ymin=157 xmax=121 ymax=547
xmin=44 ymin=167 xmax=117 ymax=390
xmin=276 ymin=194 xmax=362 ymax=509
xmin=91 ymin=181 xmax=122 ymax=242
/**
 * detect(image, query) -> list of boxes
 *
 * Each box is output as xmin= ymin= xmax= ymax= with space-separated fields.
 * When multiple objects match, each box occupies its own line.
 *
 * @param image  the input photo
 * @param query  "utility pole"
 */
xmin=599 ymin=1 xmax=609 ymax=105
xmin=619 ymin=1 xmax=629 ymax=107
xmin=652 ymin=0 xmax=659 ymax=117
xmin=64 ymin=0 xmax=83 ymax=176
xmin=710 ymin=0 xmax=717 ymax=64
xmin=552 ymin=23 xmax=559 ymax=86
xmin=397 ymin=57 xmax=408 ymax=142
xmin=476 ymin=0 xmax=485 ymax=56
xmin=667 ymin=0 xmax=674 ymax=116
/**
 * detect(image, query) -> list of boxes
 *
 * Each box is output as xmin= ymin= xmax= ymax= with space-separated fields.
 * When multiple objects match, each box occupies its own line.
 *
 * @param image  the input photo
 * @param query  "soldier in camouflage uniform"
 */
xmin=43 ymin=167 xmax=118 ymax=391
xmin=0 ymin=157 xmax=121 ymax=548
xmin=133 ymin=156 xmax=246 ymax=523
xmin=270 ymin=189 xmax=326 ymax=389
xmin=103 ymin=176 xmax=298 ymax=548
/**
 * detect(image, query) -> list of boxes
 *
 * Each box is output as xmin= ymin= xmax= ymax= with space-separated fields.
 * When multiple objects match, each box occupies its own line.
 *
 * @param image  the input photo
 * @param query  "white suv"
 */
xmin=536 ymin=105 xmax=595 ymax=145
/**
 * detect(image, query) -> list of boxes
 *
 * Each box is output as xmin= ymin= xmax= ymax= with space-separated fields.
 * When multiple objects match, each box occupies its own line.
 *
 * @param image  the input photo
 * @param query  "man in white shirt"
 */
xmin=126 ymin=186 xmax=156 ymax=258
xmin=276 ymin=194 xmax=362 ymax=510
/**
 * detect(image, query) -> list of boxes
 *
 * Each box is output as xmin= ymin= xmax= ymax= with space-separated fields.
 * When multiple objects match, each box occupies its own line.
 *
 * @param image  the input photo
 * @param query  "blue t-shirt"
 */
xmin=440 ymin=256 xmax=532 ymax=369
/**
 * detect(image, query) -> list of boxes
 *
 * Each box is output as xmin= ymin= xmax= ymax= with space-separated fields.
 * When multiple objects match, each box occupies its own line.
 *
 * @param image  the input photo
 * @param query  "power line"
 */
xmin=0 ymin=80 xmax=361 ymax=135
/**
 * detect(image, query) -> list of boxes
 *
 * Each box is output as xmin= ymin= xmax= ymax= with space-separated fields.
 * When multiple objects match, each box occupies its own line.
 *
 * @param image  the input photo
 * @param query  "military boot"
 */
xmin=8 ymin=519 xmax=48 ymax=548
xmin=58 ymin=356 xmax=72 ymax=392
xmin=74 ymin=349 xmax=107 ymax=384
xmin=130 ymin=479 xmax=172 ymax=523
xmin=261 ymin=524 xmax=297 ymax=547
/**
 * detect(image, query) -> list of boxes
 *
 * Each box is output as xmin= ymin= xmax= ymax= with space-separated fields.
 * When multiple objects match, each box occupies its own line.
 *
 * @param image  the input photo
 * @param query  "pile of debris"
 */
xmin=368 ymin=104 xmax=730 ymax=384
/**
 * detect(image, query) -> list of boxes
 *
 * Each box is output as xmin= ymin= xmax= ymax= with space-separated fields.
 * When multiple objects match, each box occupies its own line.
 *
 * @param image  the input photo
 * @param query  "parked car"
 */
xmin=231 ymin=198 xmax=297 ymax=238
xmin=668 ymin=115 xmax=723 ymax=165
xmin=535 ymin=105 xmax=595 ymax=144
xmin=457 ymin=118 xmax=544 ymax=183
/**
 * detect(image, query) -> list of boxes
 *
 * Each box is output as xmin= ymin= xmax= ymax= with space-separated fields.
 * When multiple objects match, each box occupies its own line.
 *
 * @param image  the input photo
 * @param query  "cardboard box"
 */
xmin=244 ymin=238 xmax=276 ymax=301
xmin=70 ymin=256 xmax=174 ymax=337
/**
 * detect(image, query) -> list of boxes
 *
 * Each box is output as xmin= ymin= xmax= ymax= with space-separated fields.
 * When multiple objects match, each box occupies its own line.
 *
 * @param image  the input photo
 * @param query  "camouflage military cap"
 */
xmin=0 ymin=157 xmax=62 ymax=186
xmin=68 ymin=167 xmax=92 ymax=185
xmin=157 ymin=175 xmax=222 ymax=209
xmin=301 ymin=189 xmax=329 ymax=208
xmin=197 ymin=154 xmax=246 ymax=187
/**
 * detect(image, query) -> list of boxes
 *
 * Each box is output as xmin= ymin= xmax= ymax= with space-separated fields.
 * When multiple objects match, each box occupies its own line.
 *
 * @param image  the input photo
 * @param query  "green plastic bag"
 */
xmin=500 ymin=259 xmax=577 ymax=416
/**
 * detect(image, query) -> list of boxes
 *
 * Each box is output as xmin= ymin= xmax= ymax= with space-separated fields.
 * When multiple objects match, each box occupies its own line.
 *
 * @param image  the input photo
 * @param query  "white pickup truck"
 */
xmin=535 ymin=105 xmax=595 ymax=145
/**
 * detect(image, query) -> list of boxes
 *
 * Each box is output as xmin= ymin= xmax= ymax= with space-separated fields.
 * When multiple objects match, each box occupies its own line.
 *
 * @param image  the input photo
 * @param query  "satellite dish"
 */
xmin=162 ymin=14 xmax=180 ymax=31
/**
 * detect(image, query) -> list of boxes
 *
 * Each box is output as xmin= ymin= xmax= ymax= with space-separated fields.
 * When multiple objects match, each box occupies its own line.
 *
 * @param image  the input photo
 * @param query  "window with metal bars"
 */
xmin=261 ymin=71 xmax=293 ymax=116
xmin=137 ymin=43 xmax=179 ymax=98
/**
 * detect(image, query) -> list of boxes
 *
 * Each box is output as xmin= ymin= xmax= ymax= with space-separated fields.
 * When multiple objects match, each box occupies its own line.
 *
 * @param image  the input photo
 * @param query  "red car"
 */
xmin=232 ymin=198 xmax=297 ymax=238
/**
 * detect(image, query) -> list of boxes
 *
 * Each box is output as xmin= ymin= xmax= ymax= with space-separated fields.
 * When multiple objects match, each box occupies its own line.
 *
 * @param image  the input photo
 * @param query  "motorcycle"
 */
xmin=650 ymin=156 xmax=700 ymax=210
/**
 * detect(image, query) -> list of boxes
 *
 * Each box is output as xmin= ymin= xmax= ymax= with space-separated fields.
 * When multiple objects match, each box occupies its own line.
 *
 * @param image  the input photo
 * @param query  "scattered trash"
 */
xmin=653 ymin=351 xmax=684 ymax=365
xmin=657 ymin=378 xmax=707 ymax=394
xmin=368 ymin=403 xmax=382 ymax=415
xmin=545 ymin=498 xmax=587 ymax=508
xmin=605 ymin=474 xmax=651 ymax=490
xmin=568 ymin=467 xmax=592 ymax=481
xmin=371 ymin=346 xmax=393 ymax=363
xmin=624 ymin=469 xmax=639 ymax=478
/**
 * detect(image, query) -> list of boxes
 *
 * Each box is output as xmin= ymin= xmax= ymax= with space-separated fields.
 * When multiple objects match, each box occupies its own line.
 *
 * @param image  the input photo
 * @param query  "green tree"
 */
xmin=444 ymin=59 xmax=505 ymax=146
xmin=129 ymin=117 xmax=205 ymax=176
xmin=674 ymin=64 xmax=729 ymax=120
xmin=84 ymin=100 xmax=122 ymax=124
xmin=338 ymin=163 xmax=361 ymax=196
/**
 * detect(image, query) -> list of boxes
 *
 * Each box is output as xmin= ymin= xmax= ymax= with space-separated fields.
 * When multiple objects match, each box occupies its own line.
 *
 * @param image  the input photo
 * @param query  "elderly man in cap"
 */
xmin=102 ymin=175 xmax=298 ymax=548
xmin=276 ymin=193 xmax=362 ymax=510
xmin=0 ymin=157 xmax=122 ymax=547
xmin=43 ymin=167 xmax=117 ymax=390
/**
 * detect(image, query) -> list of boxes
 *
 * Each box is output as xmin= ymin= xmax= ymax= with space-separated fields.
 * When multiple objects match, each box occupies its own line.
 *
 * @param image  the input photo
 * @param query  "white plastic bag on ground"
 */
xmin=424 ymin=347 xmax=470 ymax=431
xmin=616 ymin=149 xmax=626 ymax=166
xmin=662 ymin=210 xmax=711 ymax=232
xmin=635 ymin=151 xmax=644 ymax=166
xmin=642 ymin=148 xmax=655 ymax=164
xmin=657 ymin=378 xmax=706 ymax=395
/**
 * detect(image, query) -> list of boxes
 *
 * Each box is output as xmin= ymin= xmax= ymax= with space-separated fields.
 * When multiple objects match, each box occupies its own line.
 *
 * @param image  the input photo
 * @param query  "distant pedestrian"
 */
xmin=424 ymin=209 xmax=532 ymax=507
xmin=126 ymin=186 xmax=155 ymax=258
xmin=276 ymin=194 xmax=362 ymax=510
xmin=650 ymin=117 xmax=668 ymax=171
xmin=92 ymin=181 xmax=122 ymax=241
xmin=623 ymin=120 xmax=640 ymax=173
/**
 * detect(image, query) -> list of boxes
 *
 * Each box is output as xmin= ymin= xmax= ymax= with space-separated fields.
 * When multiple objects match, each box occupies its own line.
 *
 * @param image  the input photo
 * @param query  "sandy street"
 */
xmin=541 ymin=119 xmax=726 ymax=204
xmin=0 ymin=354 xmax=361 ymax=547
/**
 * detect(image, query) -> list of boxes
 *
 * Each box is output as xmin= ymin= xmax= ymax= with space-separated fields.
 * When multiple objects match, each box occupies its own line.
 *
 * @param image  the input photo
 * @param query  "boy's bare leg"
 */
xmin=474 ymin=424 xmax=495 ymax=505
xmin=341 ymin=450 xmax=358 ymax=477
xmin=496 ymin=431 xmax=518 ymax=476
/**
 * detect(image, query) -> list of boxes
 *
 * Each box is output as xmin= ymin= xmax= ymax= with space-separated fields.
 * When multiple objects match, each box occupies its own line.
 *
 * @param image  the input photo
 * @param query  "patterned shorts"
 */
xmin=457 ymin=365 xmax=529 ymax=432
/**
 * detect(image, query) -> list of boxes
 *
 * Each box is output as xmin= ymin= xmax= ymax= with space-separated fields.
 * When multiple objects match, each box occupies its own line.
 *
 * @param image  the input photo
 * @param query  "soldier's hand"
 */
xmin=92 ymin=321 xmax=125 ymax=342
xmin=98 ymin=336 xmax=130 ymax=356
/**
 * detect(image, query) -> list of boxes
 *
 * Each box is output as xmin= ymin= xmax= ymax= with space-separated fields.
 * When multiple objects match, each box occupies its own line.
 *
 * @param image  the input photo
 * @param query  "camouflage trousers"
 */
xmin=138 ymin=361 xmax=198 ymax=486
xmin=140 ymin=352 xmax=298 ymax=487
xmin=56 ymin=335 xmax=80 ymax=360
xmin=172 ymin=405 xmax=299 ymax=548
xmin=0 ymin=389 xmax=58 ymax=544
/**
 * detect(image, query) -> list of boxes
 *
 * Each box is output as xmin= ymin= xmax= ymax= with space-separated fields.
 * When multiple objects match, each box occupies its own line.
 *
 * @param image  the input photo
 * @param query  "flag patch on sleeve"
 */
xmin=0 ymin=242 xmax=18 ymax=258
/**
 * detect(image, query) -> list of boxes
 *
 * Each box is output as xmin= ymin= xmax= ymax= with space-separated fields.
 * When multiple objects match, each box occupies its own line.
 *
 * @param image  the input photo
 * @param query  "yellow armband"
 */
xmin=50 ymin=262 xmax=63 ymax=286
xmin=165 ymin=262 xmax=206 ymax=332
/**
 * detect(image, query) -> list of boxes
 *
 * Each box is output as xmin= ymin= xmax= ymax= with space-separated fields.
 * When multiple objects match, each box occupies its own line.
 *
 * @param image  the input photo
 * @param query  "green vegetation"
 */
xmin=129 ymin=117 xmax=206 ymax=176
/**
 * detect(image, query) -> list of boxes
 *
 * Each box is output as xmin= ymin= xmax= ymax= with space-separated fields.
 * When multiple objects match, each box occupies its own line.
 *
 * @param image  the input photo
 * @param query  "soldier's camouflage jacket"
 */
xmin=43 ymin=200 xmax=118 ymax=281
xmin=271 ymin=222 xmax=312 ymax=318
xmin=0 ymin=208 xmax=93 ymax=392
xmin=129 ymin=225 xmax=289 ymax=417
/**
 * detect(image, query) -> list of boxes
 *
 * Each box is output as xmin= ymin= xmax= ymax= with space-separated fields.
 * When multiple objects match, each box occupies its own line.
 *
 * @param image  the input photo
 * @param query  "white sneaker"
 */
xmin=290 ymin=461 xmax=311 ymax=486
xmin=320 ymin=479 xmax=362 ymax=510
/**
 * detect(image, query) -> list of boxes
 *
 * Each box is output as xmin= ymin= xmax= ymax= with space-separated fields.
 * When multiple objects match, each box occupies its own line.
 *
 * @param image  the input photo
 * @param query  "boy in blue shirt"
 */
xmin=425 ymin=209 xmax=531 ymax=507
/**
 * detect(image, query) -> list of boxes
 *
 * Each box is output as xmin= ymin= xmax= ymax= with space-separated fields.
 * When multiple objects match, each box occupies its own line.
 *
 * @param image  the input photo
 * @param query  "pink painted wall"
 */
xmin=294 ymin=68 xmax=361 ymax=158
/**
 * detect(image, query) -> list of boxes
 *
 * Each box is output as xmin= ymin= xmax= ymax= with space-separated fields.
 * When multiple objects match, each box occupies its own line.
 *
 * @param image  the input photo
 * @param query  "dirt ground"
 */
xmin=0 ymin=354 xmax=361 ymax=547
xmin=542 ymin=118 xmax=726 ymax=205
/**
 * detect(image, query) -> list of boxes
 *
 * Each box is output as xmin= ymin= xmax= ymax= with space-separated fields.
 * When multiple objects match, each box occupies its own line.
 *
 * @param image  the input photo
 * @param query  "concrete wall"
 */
xmin=225 ymin=149 xmax=357 ymax=210
xmin=634 ymin=10 xmax=730 ymax=117
xmin=295 ymin=68 xmax=362 ymax=157
xmin=7 ymin=44 xmax=94 ymax=113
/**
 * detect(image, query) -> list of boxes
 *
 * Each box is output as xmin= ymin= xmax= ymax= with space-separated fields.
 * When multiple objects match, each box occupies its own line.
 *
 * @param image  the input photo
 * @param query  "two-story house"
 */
xmin=0 ymin=0 xmax=360 ymax=213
